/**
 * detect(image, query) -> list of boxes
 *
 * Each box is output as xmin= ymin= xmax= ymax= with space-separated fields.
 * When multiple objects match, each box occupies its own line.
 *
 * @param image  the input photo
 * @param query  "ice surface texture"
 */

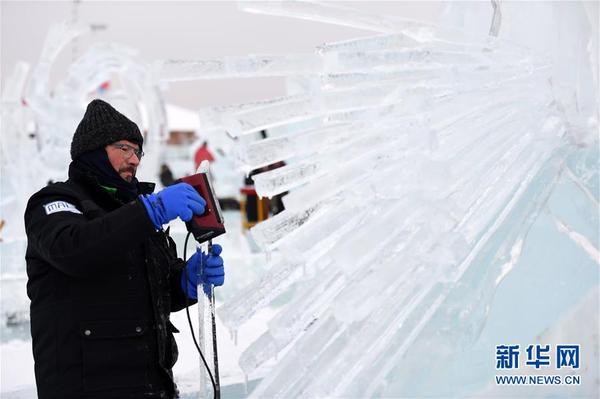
xmin=208 ymin=1 xmax=598 ymax=398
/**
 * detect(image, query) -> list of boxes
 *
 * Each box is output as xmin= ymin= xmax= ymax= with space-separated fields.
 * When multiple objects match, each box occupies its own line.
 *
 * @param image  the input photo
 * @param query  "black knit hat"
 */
xmin=70 ymin=99 xmax=144 ymax=160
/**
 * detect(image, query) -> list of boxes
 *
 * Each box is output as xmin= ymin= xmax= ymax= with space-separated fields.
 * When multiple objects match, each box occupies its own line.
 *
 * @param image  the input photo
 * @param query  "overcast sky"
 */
xmin=1 ymin=1 xmax=448 ymax=109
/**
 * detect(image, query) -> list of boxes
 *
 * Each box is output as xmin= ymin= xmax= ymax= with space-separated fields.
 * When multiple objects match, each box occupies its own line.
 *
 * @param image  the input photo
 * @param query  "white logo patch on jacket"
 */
xmin=43 ymin=201 xmax=82 ymax=215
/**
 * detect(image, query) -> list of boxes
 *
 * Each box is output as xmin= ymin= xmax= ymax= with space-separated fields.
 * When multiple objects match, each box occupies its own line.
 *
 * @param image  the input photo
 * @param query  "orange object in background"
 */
xmin=239 ymin=130 xmax=286 ymax=230
xmin=240 ymin=187 xmax=270 ymax=230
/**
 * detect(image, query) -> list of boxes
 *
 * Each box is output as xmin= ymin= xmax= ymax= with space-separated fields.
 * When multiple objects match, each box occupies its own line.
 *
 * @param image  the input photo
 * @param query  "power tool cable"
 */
xmin=183 ymin=231 xmax=217 ymax=399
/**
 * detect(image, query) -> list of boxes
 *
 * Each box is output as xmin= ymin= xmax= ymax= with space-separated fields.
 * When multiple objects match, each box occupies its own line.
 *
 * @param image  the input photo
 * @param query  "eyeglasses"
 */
xmin=111 ymin=143 xmax=144 ymax=160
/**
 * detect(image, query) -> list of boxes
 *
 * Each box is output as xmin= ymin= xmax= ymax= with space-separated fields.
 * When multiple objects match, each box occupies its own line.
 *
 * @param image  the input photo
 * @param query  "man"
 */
xmin=24 ymin=99 xmax=224 ymax=399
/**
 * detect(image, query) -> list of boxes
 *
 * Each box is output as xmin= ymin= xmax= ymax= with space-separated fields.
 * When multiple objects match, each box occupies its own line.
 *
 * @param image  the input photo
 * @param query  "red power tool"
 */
xmin=178 ymin=172 xmax=226 ymax=244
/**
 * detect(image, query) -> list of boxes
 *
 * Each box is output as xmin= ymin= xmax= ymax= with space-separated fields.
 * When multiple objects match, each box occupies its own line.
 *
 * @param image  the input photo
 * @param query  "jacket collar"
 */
xmin=138 ymin=182 xmax=156 ymax=195
xmin=68 ymin=162 xmax=155 ymax=209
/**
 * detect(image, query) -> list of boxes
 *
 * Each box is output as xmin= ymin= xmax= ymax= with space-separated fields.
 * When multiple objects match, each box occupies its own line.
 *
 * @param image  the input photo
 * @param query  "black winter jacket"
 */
xmin=25 ymin=163 xmax=194 ymax=399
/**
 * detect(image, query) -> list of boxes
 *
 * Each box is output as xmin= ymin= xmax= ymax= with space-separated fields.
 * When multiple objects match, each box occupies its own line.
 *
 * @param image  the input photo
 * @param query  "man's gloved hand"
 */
xmin=181 ymin=244 xmax=224 ymax=299
xmin=140 ymin=183 xmax=206 ymax=229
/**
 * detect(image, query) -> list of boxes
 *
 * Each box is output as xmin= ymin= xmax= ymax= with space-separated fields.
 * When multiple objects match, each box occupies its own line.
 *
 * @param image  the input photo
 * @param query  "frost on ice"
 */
xmin=1 ymin=1 xmax=598 ymax=398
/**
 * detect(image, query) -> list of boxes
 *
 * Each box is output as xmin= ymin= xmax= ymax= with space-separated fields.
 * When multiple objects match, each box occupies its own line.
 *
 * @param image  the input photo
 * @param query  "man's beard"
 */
xmin=119 ymin=167 xmax=136 ymax=182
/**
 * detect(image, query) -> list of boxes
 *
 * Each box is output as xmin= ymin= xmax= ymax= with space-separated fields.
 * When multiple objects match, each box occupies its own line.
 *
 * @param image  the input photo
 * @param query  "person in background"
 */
xmin=193 ymin=140 xmax=214 ymax=171
xmin=159 ymin=163 xmax=176 ymax=187
xmin=24 ymin=99 xmax=225 ymax=399
xmin=242 ymin=130 xmax=286 ymax=229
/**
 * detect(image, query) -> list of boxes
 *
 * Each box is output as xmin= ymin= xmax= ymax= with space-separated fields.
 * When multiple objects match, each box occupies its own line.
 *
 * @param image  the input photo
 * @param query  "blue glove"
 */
xmin=140 ymin=183 xmax=206 ymax=229
xmin=181 ymin=244 xmax=224 ymax=299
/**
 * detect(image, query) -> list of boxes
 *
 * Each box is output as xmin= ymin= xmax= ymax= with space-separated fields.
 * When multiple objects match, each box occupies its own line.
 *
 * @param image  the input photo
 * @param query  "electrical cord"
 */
xmin=184 ymin=231 xmax=217 ymax=399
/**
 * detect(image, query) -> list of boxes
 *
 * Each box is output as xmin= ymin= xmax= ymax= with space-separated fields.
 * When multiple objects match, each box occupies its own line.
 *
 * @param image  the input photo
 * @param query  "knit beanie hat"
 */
xmin=70 ymin=99 xmax=144 ymax=160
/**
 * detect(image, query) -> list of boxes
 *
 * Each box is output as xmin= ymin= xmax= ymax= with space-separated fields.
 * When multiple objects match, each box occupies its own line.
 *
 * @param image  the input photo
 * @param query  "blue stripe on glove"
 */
xmin=140 ymin=183 xmax=206 ymax=229
xmin=182 ymin=244 xmax=224 ymax=299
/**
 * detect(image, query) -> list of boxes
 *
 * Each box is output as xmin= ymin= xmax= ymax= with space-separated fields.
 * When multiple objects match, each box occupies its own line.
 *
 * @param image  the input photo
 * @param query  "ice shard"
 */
xmin=156 ymin=54 xmax=322 ymax=81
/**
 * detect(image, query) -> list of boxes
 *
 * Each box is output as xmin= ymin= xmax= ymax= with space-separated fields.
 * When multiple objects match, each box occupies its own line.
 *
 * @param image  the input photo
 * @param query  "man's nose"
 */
xmin=129 ymin=154 xmax=141 ymax=166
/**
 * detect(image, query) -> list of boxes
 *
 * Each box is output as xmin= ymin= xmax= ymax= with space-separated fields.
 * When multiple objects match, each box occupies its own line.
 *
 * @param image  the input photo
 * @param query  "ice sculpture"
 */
xmin=205 ymin=1 xmax=597 ymax=397
xmin=1 ymin=1 xmax=597 ymax=397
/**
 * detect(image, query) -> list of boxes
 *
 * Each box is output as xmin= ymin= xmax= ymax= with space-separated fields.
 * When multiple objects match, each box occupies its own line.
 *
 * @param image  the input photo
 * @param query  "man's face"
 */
xmin=105 ymin=140 xmax=141 ymax=182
